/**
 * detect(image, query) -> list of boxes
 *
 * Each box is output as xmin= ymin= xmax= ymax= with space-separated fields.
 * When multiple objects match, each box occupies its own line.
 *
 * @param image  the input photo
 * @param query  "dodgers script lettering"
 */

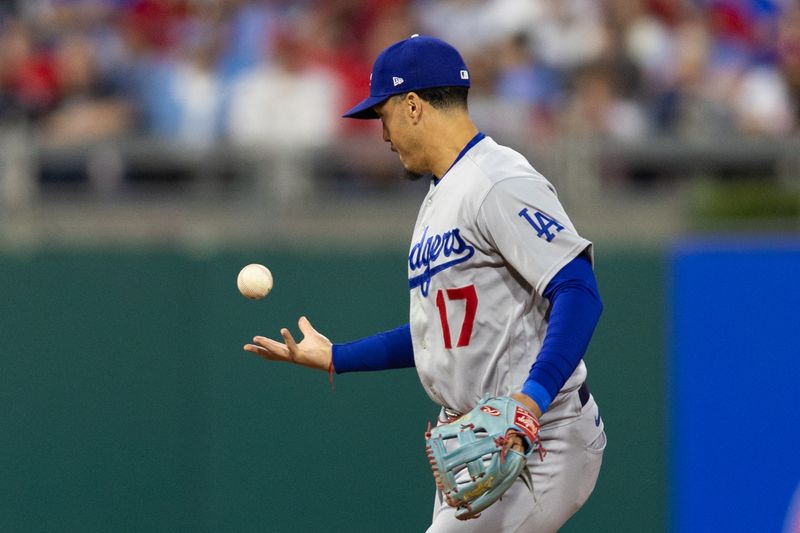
xmin=408 ymin=226 xmax=475 ymax=296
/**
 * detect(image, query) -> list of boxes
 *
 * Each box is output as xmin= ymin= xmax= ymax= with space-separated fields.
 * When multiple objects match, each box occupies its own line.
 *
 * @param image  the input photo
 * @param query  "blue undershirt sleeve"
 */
xmin=332 ymin=323 xmax=415 ymax=373
xmin=521 ymin=253 xmax=603 ymax=413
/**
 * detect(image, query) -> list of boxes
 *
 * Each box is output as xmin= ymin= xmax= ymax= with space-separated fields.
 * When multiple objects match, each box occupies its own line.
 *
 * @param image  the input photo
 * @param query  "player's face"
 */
xmin=374 ymin=96 xmax=427 ymax=179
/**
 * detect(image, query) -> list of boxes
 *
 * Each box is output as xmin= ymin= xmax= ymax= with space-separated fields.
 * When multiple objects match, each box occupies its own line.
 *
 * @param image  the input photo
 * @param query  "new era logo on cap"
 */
xmin=393 ymin=77 xmax=404 ymax=87
xmin=460 ymin=70 xmax=469 ymax=80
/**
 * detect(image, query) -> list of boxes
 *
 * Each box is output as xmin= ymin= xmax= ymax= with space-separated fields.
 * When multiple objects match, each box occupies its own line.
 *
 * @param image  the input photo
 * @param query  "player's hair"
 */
xmin=395 ymin=86 xmax=469 ymax=112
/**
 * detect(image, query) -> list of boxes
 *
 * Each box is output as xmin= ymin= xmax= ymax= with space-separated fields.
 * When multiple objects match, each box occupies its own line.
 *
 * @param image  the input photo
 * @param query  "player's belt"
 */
xmin=578 ymin=382 xmax=590 ymax=407
xmin=443 ymin=383 xmax=591 ymax=423
xmin=443 ymin=407 xmax=463 ymax=422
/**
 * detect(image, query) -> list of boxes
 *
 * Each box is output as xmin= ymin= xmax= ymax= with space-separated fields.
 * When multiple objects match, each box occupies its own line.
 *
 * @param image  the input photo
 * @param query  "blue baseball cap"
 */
xmin=342 ymin=34 xmax=470 ymax=119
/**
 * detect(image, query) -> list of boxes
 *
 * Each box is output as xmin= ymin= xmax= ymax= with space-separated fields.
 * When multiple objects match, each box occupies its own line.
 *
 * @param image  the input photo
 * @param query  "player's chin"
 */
xmin=401 ymin=167 xmax=427 ymax=182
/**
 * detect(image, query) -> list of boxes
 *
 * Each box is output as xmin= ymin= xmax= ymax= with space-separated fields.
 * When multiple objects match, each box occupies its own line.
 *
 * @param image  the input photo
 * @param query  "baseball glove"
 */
xmin=425 ymin=396 xmax=545 ymax=520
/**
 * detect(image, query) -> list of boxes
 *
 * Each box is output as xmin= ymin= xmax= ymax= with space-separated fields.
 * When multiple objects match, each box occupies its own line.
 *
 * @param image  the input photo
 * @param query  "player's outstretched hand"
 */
xmin=244 ymin=316 xmax=332 ymax=371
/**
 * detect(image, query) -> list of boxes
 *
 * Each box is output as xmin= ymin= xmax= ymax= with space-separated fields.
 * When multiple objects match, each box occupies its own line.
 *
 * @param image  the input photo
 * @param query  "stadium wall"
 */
xmin=0 ymin=246 xmax=665 ymax=532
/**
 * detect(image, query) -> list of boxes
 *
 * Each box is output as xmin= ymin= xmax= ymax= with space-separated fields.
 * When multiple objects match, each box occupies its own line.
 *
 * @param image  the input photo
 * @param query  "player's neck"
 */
xmin=427 ymin=115 xmax=479 ymax=179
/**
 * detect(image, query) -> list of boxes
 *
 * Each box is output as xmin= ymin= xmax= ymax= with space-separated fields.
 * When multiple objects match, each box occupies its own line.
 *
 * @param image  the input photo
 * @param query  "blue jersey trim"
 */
xmin=332 ymin=323 xmax=415 ymax=373
xmin=433 ymin=131 xmax=485 ymax=185
xmin=523 ymin=254 xmax=603 ymax=412
xmin=521 ymin=381 xmax=553 ymax=414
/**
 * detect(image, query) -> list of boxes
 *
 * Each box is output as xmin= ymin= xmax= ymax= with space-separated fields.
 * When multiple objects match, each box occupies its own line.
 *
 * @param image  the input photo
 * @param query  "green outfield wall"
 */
xmin=0 ymin=246 xmax=665 ymax=532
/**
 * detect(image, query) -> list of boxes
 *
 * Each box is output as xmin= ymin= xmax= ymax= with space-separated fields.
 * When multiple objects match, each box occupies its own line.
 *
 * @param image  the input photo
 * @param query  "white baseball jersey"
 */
xmin=408 ymin=135 xmax=592 ymax=415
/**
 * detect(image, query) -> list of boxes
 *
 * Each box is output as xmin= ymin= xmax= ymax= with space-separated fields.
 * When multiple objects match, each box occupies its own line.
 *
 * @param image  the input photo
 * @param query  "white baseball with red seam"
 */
xmin=237 ymin=264 xmax=273 ymax=300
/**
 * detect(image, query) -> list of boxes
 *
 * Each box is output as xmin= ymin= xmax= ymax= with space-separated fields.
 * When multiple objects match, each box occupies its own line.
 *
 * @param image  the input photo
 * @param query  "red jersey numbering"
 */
xmin=435 ymin=284 xmax=478 ymax=349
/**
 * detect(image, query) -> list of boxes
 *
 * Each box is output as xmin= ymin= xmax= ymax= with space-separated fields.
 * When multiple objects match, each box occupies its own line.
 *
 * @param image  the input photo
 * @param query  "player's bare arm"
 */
xmin=244 ymin=316 xmax=332 ymax=371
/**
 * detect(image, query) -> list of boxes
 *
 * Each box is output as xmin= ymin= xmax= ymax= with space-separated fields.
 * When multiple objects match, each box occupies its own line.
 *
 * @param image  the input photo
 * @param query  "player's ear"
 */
xmin=405 ymin=92 xmax=422 ymax=123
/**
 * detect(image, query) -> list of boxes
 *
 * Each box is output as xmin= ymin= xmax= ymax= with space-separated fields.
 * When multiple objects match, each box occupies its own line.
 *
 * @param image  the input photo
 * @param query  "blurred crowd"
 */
xmin=0 ymin=0 xmax=798 ymax=150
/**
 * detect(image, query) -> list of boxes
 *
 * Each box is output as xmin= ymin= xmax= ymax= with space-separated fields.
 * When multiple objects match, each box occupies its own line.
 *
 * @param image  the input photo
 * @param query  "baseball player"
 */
xmin=245 ymin=35 xmax=606 ymax=532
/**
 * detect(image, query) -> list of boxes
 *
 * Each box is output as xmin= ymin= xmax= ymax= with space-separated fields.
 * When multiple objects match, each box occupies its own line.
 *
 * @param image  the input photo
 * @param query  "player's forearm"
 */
xmin=522 ymin=255 xmax=603 ymax=413
xmin=332 ymin=323 xmax=415 ymax=373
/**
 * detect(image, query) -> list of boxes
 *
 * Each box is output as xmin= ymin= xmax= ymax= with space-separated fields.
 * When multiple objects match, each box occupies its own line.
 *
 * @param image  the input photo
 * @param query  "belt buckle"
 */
xmin=443 ymin=407 xmax=462 ymax=423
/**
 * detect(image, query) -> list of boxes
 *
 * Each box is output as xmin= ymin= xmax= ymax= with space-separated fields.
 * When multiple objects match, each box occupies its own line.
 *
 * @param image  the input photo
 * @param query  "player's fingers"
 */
xmin=508 ymin=433 xmax=525 ymax=453
xmin=245 ymin=343 xmax=287 ymax=362
xmin=252 ymin=335 xmax=288 ymax=352
xmin=281 ymin=328 xmax=300 ymax=361
xmin=297 ymin=316 xmax=316 ymax=337
xmin=249 ymin=336 xmax=291 ymax=361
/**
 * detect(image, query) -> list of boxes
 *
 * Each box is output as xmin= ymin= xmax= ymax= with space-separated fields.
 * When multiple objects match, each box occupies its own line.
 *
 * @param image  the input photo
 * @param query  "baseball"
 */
xmin=237 ymin=264 xmax=273 ymax=300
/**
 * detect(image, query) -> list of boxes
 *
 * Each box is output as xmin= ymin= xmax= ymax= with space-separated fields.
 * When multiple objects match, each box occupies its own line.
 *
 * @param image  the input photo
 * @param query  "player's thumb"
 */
xmin=298 ymin=316 xmax=317 ymax=337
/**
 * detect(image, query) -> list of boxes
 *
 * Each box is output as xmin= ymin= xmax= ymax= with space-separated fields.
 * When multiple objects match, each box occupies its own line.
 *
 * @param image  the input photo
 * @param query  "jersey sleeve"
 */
xmin=475 ymin=177 xmax=592 ymax=294
xmin=332 ymin=323 xmax=415 ymax=373
xmin=522 ymin=254 xmax=603 ymax=412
